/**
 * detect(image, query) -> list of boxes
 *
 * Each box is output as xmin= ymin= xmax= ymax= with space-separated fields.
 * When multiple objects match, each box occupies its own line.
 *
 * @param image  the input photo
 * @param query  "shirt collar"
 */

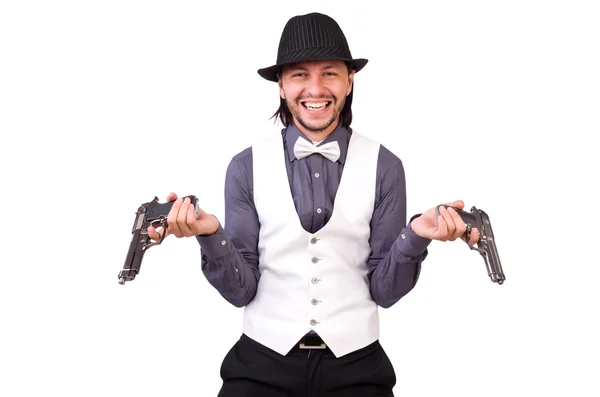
xmin=283 ymin=122 xmax=350 ymax=164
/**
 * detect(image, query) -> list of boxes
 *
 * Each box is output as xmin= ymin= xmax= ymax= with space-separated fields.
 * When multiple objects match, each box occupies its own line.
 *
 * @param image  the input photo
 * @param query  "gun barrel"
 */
xmin=118 ymin=232 xmax=145 ymax=284
xmin=118 ymin=204 xmax=148 ymax=284
xmin=478 ymin=209 xmax=505 ymax=284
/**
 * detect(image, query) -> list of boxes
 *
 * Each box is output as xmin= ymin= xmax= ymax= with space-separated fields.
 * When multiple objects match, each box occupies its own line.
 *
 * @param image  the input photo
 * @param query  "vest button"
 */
xmin=311 ymin=257 xmax=319 ymax=263
xmin=311 ymin=277 xmax=320 ymax=284
xmin=310 ymin=319 xmax=318 ymax=326
xmin=310 ymin=237 xmax=318 ymax=244
xmin=311 ymin=298 xmax=319 ymax=305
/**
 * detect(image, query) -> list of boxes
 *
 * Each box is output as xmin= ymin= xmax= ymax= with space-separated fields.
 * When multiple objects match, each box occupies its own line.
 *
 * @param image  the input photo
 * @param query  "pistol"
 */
xmin=435 ymin=204 xmax=505 ymax=284
xmin=118 ymin=195 xmax=199 ymax=285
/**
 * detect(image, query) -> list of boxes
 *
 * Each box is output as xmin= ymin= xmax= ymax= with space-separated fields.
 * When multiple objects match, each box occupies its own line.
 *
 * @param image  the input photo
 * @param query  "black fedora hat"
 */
xmin=257 ymin=12 xmax=368 ymax=82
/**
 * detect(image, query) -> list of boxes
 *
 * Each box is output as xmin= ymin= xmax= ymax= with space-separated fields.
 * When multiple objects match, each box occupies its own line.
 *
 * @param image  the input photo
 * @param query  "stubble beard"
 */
xmin=287 ymin=95 xmax=346 ymax=134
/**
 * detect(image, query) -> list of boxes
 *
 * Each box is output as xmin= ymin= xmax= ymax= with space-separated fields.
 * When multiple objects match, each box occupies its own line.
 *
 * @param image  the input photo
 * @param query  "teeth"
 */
xmin=304 ymin=102 xmax=328 ymax=110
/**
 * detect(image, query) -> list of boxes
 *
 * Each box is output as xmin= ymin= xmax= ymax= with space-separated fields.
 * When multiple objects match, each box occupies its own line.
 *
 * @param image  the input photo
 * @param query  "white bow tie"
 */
xmin=293 ymin=137 xmax=341 ymax=162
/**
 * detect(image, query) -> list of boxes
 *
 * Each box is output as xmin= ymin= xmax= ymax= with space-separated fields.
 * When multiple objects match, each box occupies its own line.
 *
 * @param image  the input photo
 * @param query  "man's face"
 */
xmin=278 ymin=60 xmax=354 ymax=137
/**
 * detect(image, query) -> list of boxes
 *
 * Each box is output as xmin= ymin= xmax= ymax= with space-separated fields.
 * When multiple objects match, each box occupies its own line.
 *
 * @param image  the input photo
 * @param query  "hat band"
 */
xmin=277 ymin=46 xmax=353 ymax=65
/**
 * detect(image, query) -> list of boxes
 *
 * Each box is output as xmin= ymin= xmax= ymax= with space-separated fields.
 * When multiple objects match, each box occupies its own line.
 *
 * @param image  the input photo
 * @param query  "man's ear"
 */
xmin=346 ymin=70 xmax=355 ymax=96
xmin=278 ymin=76 xmax=285 ymax=99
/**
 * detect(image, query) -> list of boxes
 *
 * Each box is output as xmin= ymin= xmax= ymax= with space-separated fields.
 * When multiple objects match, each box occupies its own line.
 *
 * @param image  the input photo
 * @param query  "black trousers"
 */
xmin=217 ymin=334 xmax=396 ymax=397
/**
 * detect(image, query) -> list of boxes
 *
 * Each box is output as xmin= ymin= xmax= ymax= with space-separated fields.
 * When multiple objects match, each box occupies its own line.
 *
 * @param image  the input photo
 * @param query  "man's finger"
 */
xmin=452 ymin=200 xmax=465 ymax=210
xmin=147 ymin=225 xmax=158 ymax=240
xmin=176 ymin=197 xmax=194 ymax=236
xmin=469 ymin=228 xmax=480 ymax=246
xmin=436 ymin=210 xmax=449 ymax=241
xmin=442 ymin=200 xmax=464 ymax=211
xmin=187 ymin=203 xmax=200 ymax=226
xmin=167 ymin=192 xmax=178 ymax=202
xmin=167 ymin=198 xmax=183 ymax=237
xmin=147 ymin=225 xmax=166 ymax=241
xmin=439 ymin=206 xmax=455 ymax=240
xmin=447 ymin=207 xmax=466 ymax=241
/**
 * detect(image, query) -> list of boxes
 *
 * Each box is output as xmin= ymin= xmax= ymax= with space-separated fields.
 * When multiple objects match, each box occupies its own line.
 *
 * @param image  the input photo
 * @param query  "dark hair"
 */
xmin=271 ymin=62 xmax=355 ymax=130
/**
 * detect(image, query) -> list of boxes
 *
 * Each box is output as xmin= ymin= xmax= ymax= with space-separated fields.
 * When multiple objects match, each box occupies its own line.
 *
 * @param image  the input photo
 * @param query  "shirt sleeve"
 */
xmin=195 ymin=150 xmax=260 ymax=308
xmin=367 ymin=148 xmax=431 ymax=308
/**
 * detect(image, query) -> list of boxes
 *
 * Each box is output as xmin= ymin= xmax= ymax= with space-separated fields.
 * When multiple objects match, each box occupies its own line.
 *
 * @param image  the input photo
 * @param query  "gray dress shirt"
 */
xmin=196 ymin=123 xmax=431 ymax=309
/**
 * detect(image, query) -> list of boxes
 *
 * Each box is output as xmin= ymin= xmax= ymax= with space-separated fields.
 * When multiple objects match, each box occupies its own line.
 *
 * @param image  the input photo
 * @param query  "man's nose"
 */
xmin=306 ymin=75 xmax=326 ymax=96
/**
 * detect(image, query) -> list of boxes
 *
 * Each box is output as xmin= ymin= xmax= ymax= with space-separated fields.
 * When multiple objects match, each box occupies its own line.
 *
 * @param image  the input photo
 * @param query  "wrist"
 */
xmin=408 ymin=213 xmax=421 ymax=231
xmin=198 ymin=216 xmax=220 ymax=236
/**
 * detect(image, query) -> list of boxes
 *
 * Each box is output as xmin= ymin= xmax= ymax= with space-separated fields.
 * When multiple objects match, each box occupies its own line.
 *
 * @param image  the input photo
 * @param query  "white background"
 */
xmin=1 ymin=1 xmax=599 ymax=396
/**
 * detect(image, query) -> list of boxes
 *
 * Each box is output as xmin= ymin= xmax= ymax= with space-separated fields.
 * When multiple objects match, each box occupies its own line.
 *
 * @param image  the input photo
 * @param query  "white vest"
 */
xmin=243 ymin=130 xmax=381 ymax=358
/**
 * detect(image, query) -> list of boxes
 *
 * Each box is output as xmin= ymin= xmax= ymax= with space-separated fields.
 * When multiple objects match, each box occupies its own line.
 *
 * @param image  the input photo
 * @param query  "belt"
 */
xmin=299 ymin=330 xmax=326 ymax=349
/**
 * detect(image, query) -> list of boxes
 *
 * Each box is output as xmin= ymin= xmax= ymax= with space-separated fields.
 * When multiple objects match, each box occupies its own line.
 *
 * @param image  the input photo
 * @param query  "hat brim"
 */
xmin=257 ymin=58 xmax=368 ymax=82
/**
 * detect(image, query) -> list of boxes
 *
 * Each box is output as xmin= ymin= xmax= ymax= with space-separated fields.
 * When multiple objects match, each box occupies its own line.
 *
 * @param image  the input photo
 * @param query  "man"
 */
xmin=149 ymin=12 xmax=479 ymax=397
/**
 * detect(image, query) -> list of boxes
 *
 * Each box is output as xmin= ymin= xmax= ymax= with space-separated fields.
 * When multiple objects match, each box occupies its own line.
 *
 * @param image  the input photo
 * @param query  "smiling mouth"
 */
xmin=301 ymin=101 xmax=331 ymax=111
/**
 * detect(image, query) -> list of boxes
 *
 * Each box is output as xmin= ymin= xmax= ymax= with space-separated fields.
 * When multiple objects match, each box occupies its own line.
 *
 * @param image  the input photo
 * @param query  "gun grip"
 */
xmin=434 ymin=204 xmax=477 ymax=225
xmin=145 ymin=195 xmax=199 ymax=223
xmin=435 ymin=204 xmax=459 ymax=221
xmin=434 ymin=204 xmax=482 ymax=249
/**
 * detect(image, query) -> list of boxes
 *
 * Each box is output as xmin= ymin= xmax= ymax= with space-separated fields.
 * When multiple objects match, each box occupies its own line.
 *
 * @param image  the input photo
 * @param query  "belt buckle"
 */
xmin=299 ymin=342 xmax=326 ymax=349
xmin=299 ymin=333 xmax=326 ymax=349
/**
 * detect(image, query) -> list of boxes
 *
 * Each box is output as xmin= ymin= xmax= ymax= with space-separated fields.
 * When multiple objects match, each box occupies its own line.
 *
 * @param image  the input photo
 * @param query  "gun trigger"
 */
xmin=466 ymin=226 xmax=486 ymax=257
xmin=149 ymin=219 xmax=168 ymax=244
xmin=466 ymin=225 xmax=484 ymax=254
xmin=465 ymin=225 xmax=474 ymax=249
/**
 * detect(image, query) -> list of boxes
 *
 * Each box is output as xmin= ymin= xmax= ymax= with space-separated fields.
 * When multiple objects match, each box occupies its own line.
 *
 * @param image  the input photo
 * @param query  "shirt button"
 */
xmin=310 ymin=237 xmax=318 ymax=244
xmin=311 ymin=298 xmax=319 ymax=305
xmin=311 ymin=277 xmax=320 ymax=284
xmin=221 ymin=240 xmax=227 ymax=245
xmin=311 ymin=257 xmax=319 ymax=264
xmin=316 ymin=208 xmax=322 ymax=214
xmin=310 ymin=319 xmax=318 ymax=326
xmin=401 ymin=233 xmax=406 ymax=239
xmin=314 ymin=172 xmax=320 ymax=178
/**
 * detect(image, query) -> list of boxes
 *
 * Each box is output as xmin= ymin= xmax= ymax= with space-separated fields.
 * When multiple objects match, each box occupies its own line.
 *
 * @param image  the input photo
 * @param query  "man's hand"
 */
xmin=147 ymin=192 xmax=220 ymax=240
xmin=411 ymin=200 xmax=480 ymax=245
